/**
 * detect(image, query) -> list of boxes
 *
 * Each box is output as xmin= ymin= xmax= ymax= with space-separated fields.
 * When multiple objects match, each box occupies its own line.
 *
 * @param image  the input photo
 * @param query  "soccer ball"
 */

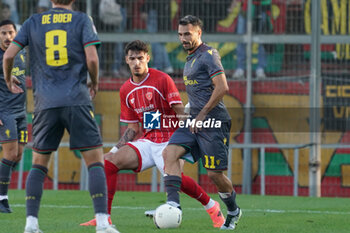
xmin=153 ymin=204 xmax=182 ymax=229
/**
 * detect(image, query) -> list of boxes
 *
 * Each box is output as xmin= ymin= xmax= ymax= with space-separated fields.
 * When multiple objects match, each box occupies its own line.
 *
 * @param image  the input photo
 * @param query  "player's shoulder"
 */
xmin=120 ymin=78 xmax=134 ymax=94
xmin=199 ymin=43 xmax=219 ymax=57
xmin=148 ymin=68 xmax=172 ymax=82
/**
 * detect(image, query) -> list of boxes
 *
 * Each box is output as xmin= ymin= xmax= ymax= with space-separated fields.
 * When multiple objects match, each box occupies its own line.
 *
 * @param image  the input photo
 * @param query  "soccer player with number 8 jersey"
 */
xmin=2 ymin=0 xmax=118 ymax=233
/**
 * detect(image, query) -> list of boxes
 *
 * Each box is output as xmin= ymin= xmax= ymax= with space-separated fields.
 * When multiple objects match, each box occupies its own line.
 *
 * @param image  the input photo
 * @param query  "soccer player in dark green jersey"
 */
xmin=161 ymin=15 xmax=242 ymax=230
xmin=3 ymin=1 xmax=119 ymax=232
xmin=0 ymin=19 xmax=27 ymax=214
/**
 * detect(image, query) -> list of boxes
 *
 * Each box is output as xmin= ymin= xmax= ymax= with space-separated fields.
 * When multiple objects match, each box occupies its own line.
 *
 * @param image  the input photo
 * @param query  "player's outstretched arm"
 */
xmin=84 ymin=45 xmax=99 ymax=99
xmin=111 ymin=123 xmax=139 ymax=152
xmin=3 ymin=43 xmax=23 ymax=93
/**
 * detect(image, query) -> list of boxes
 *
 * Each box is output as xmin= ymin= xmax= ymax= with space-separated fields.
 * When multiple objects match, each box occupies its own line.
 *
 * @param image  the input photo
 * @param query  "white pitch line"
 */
xmin=10 ymin=204 xmax=350 ymax=215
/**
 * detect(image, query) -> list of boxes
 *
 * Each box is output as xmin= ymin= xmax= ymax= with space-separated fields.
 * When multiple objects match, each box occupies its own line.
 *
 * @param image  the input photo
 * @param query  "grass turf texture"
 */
xmin=1 ymin=190 xmax=350 ymax=233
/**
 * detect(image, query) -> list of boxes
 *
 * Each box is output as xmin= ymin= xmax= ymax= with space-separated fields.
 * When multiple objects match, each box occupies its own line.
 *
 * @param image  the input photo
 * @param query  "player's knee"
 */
xmin=14 ymin=153 xmax=22 ymax=163
xmin=162 ymin=146 xmax=173 ymax=162
xmin=3 ymin=150 xmax=18 ymax=161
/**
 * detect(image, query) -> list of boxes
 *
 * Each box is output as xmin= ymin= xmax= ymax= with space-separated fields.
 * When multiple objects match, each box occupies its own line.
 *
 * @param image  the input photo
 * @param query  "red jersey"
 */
xmin=120 ymin=68 xmax=182 ymax=143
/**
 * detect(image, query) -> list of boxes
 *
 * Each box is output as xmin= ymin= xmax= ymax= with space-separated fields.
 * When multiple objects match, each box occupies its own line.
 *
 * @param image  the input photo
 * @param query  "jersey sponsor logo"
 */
xmin=183 ymin=76 xmax=198 ymax=86
xmin=143 ymin=110 xmax=161 ymax=129
xmin=146 ymin=92 xmax=153 ymax=101
xmin=11 ymin=67 xmax=25 ymax=76
xmin=135 ymin=104 xmax=155 ymax=114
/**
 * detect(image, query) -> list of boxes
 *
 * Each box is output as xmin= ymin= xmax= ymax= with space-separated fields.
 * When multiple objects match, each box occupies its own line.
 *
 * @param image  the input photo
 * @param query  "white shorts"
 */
xmin=126 ymin=139 xmax=167 ymax=174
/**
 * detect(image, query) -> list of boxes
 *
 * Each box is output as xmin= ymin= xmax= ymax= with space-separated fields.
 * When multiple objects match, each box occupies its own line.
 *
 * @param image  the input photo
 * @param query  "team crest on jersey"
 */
xmin=5 ymin=129 xmax=10 ymax=138
xmin=130 ymin=98 xmax=135 ymax=105
xmin=146 ymin=92 xmax=153 ymax=101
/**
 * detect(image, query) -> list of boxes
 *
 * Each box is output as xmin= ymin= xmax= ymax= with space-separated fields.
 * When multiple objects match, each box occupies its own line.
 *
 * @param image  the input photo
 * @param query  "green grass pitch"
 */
xmin=1 ymin=190 xmax=350 ymax=233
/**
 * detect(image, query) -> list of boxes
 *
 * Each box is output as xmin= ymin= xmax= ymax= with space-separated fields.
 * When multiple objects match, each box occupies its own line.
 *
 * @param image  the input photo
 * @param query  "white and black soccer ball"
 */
xmin=153 ymin=204 xmax=182 ymax=229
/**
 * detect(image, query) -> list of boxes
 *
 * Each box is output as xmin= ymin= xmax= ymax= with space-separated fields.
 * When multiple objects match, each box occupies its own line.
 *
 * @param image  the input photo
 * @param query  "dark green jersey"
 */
xmin=0 ymin=48 xmax=26 ymax=114
xmin=13 ymin=8 xmax=100 ymax=112
xmin=183 ymin=43 xmax=231 ymax=121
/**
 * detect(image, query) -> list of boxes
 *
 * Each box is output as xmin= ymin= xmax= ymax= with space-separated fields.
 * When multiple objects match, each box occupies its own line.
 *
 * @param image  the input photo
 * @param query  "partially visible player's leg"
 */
xmin=105 ymin=144 xmax=141 ymax=211
xmin=24 ymin=152 xmax=50 ymax=232
xmin=80 ymin=142 xmax=141 ymax=226
xmin=0 ymin=114 xmax=27 ymax=213
xmin=81 ymin=148 xmax=111 ymax=230
xmin=0 ymin=141 xmax=18 ymax=213
xmin=24 ymin=108 xmax=64 ymax=232
xmin=198 ymin=121 xmax=241 ymax=230
xmin=68 ymin=105 xmax=113 ymax=231
xmin=180 ymin=172 xmax=225 ymax=228
xmin=162 ymin=144 xmax=186 ymax=209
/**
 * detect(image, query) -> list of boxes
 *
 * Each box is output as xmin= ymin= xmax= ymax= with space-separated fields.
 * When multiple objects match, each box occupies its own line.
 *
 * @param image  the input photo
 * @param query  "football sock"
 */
xmin=180 ymin=173 xmax=210 ymax=206
xmin=96 ymin=213 xmax=110 ymax=228
xmin=204 ymin=198 xmax=216 ymax=210
xmin=0 ymin=158 xmax=17 ymax=196
xmin=164 ymin=175 xmax=182 ymax=207
xmin=219 ymin=191 xmax=239 ymax=213
xmin=25 ymin=215 xmax=39 ymax=230
xmin=88 ymin=162 xmax=108 ymax=214
xmin=104 ymin=160 xmax=119 ymax=214
xmin=26 ymin=164 xmax=48 ymax=217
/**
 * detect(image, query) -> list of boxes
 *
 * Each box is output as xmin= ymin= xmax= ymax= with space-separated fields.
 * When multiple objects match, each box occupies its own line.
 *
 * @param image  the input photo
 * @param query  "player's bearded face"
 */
xmin=0 ymin=24 xmax=16 ymax=50
xmin=126 ymin=50 xmax=150 ymax=77
xmin=178 ymin=24 xmax=201 ymax=52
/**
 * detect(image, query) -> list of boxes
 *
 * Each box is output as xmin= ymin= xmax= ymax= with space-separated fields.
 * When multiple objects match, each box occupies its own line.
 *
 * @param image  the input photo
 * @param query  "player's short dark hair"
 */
xmin=0 ymin=19 xmax=16 ymax=31
xmin=179 ymin=15 xmax=203 ymax=29
xmin=1 ymin=3 xmax=10 ymax=10
xmin=124 ymin=40 xmax=149 ymax=55
xmin=51 ymin=0 xmax=74 ymax=5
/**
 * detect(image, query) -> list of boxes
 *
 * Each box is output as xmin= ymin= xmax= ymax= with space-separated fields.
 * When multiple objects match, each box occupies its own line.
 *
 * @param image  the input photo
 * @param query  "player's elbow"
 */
xmin=86 ymin=55 xmax=99 ymax=67
xmin=3 ymin=52 xmax=14 ymax=64
xmin=222 ymin=84 xmax=229 ymax=94
xmin=220 ymin=84 xmax=229 ymax=96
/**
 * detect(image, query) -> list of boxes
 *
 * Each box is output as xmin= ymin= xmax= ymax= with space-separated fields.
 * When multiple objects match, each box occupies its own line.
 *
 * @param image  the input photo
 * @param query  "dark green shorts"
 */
xmin=169 ymin=121 xmax=231 ymax=171
xmin=32 ymin=105 xmax=102 ymax=153
xmin=0 ymin=112 xmax=27 ymax=144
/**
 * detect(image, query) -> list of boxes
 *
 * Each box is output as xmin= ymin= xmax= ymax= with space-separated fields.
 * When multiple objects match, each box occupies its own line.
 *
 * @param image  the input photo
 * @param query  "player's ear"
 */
xmin=125 ymin=55 xmax=129 ymax=64
xmin=198 ymin=28 xmax=202 ymax=37
xmin=146 ymin=54 xmax=150 ymax=63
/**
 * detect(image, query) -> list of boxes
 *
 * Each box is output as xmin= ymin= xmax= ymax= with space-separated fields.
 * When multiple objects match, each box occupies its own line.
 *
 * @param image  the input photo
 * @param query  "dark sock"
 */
xmin=88 ymin=162 xmax=107 ymax=214
xmin=164 ymin=175 xmax=182 ymax=206
xmin=26 ymin=164 xmax=48 ymax=217
xmin=0 ymin=158 xmax=16 ymax=196
xmin=219 ymin=191 xmax=238 ymax=212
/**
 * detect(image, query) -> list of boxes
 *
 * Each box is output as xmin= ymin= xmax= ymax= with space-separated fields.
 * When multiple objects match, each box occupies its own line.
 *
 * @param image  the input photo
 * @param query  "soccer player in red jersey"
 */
xmin=80 ymin=40 xmax=225 ymax=228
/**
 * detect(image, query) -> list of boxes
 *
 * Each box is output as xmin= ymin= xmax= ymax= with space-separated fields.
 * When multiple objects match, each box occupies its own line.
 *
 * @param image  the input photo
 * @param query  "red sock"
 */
xmin=104 ymin=160 xmax=119 ymax=215
xmin=180 ymin=173 xmax=210 ymax=206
